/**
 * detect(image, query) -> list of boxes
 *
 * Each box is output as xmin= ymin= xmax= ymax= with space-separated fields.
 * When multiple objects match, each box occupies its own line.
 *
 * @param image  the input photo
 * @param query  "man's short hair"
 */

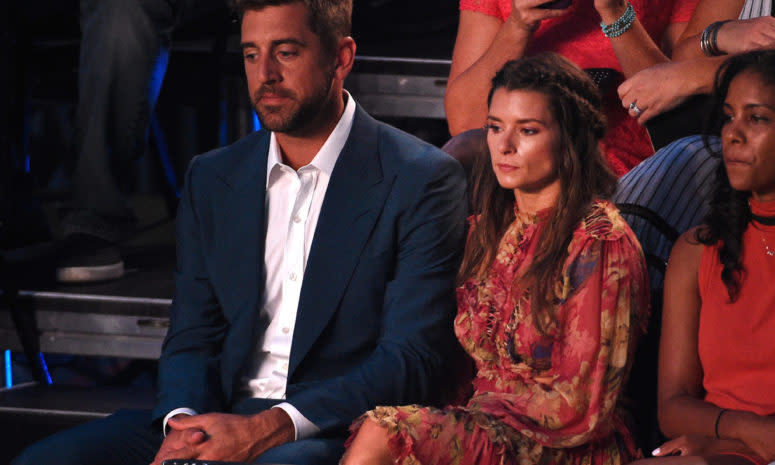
xmin=231 ymin=0 xmax=352 ymax=56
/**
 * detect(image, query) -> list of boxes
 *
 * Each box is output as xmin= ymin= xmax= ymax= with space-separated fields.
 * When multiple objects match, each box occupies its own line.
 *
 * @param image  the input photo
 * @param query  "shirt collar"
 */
xmin=266 ymin=90 xmax=356 ymax=188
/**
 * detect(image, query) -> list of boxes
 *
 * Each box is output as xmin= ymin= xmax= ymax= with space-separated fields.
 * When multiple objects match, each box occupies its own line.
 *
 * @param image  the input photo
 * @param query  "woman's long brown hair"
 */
xmin=458 ymin=53 xmax=617 ymax=334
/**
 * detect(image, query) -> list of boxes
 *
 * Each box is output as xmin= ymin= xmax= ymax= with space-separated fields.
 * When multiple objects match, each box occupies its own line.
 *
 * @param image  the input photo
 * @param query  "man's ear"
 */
xmin=333 ymin=36 xmax=356 ymax=81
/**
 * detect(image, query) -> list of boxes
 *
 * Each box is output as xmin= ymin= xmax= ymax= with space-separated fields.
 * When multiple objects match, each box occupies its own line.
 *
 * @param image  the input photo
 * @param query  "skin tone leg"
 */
xmin=340 ymin=419 xmax=393 ymax=465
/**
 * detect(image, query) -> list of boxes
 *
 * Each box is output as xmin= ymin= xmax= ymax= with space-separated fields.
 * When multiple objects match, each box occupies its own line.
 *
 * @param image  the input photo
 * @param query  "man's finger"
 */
xmin=154 ymin=443 xmax=200 ymax=465
xmin=181 ymin=428 xmax=208 ymax=444
xmin=168 ymin=415 xmax=205 ymax=429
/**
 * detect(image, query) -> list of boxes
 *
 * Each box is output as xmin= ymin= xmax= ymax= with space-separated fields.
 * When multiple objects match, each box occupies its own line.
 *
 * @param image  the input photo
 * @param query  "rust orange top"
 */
xmin=698 ymin=197 xmax=775 ymax=416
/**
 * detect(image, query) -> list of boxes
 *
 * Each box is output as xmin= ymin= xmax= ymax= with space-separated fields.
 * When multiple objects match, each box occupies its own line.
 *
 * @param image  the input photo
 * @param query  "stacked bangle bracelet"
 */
xmin=700 ymin=20 xmax=730 ymax=56
xmin=601 ymin=2 xmax=636 ymax=38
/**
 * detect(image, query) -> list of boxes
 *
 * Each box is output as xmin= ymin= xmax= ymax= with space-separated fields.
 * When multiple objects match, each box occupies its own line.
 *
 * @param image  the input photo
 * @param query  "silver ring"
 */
xmin=629 ymin=102 xmax=642 ymax=116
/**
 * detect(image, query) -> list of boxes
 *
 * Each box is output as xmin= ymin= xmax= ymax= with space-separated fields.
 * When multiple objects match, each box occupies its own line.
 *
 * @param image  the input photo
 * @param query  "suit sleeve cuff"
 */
xmin=163 ymin=408 xmax=198 ymax=436
xmin=272 ymin=403 xmax=319 ymax=440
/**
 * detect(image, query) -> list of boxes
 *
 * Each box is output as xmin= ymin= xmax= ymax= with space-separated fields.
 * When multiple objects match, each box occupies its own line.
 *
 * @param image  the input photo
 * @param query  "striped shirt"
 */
xmin=612 ymin=135 xmax=721 ymax=290
xmin=740 ymin=0 xmax=772 ymax=19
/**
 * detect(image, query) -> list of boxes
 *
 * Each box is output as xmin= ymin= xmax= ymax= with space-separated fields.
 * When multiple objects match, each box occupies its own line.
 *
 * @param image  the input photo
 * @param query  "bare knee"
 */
xmin=341 ymin=419 xmax=393 ymax=465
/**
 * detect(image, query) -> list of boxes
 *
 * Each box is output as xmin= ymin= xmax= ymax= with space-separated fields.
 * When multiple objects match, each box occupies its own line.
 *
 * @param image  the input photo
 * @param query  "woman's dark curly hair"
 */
xmin=458 ymin=52 xmax=616 ymax=334
xmin=698 ymin=50 xmax=775 ymax=301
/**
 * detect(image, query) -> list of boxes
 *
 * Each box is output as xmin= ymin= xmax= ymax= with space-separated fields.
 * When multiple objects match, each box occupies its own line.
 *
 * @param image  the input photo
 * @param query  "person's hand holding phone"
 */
xmin=508 ymin=0 xmax=571 ymax=32
xmin=539 ymin=0 xmax=572 ymax=9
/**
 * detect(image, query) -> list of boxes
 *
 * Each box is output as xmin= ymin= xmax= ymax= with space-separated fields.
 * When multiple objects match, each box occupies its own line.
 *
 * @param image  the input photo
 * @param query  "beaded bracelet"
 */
xmin=601 ymin=2 xmax=636 ymax=38
xmin=700 ymin=20 xmax=731 ymax=56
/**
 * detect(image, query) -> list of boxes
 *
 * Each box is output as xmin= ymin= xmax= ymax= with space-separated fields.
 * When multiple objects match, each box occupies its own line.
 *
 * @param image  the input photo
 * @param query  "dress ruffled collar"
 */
xmin=513 ymin=204 xmax=552 ymax=225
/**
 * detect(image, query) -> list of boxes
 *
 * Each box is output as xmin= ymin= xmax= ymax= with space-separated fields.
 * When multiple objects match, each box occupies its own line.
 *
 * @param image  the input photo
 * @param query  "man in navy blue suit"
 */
xmin=13 ymin=1 xmax=466 ymax=464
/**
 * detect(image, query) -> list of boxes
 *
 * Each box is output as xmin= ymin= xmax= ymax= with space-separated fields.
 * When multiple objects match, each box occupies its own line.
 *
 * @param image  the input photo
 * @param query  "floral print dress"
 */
xmin=350 ymin=200 xmax=649 ymax=465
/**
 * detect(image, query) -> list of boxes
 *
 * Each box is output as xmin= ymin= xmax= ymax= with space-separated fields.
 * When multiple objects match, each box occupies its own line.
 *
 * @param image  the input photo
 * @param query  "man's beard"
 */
xmin=253 ymin=73 xmax=334 ymax=134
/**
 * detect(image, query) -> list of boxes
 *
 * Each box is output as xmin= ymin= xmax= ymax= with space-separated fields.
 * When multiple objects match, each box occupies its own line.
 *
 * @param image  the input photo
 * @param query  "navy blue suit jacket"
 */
xmin=153 ymin=105 xmax=467 ymax=437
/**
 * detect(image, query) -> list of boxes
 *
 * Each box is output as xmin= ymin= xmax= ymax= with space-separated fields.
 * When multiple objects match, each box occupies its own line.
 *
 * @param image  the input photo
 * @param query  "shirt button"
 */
xmin=293 ymin=215 xmax=301 ymax=223
xmin=282 ymin=327 xmax=290 ymax=334
xmin=289 ymin=272 xmax=297 ymax=281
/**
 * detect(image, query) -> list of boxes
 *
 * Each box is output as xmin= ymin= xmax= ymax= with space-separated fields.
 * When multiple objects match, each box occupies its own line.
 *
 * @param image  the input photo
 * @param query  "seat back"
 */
xmin=616 ymin=202 xmax=678 ymax=453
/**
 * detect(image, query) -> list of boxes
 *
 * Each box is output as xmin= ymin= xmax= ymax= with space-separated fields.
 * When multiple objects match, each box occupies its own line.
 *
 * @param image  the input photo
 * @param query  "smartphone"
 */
xmin=538 ymin=0 xmax=572 ymax=9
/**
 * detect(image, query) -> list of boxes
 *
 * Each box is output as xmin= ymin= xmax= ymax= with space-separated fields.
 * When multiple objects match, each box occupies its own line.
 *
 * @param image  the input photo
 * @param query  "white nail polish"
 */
xmin=652 ymin=448 xmax=661 ymax=456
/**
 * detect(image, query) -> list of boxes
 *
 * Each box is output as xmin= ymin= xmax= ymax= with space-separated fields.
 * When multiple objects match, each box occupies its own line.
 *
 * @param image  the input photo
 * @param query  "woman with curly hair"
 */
xmin=635 ymin=50 xmax=775 ymax=465
xmin=341 ymin=52 xmax=649 ymax=465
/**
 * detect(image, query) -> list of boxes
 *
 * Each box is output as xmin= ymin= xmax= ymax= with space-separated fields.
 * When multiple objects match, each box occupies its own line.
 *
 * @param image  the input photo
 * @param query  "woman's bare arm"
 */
xmin=595 ymin=0 xmax=679 ymax=77
xmin=445 ymin=2 xmax=566 ymax=135
xmin=673 ymin=0 xmax=747 ymax=59
xmin=658 ymin=229 xmax=716 ymax=438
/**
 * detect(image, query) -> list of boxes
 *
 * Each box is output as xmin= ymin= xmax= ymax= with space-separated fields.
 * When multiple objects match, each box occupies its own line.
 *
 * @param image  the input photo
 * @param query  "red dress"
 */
xmin=459 ymin=0 xmax=698 ymax=175
xmin=350 ymin=200 xmax=650 ymax=465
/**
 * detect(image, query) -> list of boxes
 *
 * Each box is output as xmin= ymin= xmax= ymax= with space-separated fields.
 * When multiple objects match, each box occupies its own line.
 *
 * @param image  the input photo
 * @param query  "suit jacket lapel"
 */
xmin=289 ymin=106 xmax=389 ymax=377
xmin=212 ymin=131 xmax=270 ymax=396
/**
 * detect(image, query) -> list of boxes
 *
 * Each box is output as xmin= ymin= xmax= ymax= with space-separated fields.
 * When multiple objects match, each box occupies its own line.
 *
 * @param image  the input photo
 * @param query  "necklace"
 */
xmin=756 ymin=224 xmax=775 ymax=257
xmin=763 ymin=236 xmax=775 ymax=257
xmin=749 ymin=199 xmax=775 ymax=256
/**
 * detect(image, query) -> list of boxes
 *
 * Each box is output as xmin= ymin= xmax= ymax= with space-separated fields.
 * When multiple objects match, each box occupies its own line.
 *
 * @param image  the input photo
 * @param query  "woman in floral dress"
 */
xmin=342 ymin=53 xmax=650 ymax=465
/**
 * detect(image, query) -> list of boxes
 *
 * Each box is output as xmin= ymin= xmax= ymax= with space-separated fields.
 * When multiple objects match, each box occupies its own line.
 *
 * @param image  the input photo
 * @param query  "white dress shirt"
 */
xmin=164 ymin=92 xmax=357 ymax=440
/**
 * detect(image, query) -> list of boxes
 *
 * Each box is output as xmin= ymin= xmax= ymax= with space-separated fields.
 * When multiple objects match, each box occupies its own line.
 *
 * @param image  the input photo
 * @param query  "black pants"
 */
xmin=66 ymin=0 xmax=228 ymax=241
xmin=62 ymin=0 xmax=177 ymax=241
